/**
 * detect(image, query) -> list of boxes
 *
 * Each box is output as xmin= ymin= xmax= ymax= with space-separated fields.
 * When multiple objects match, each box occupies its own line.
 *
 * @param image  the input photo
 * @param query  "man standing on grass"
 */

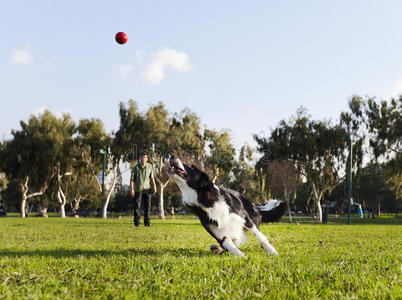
xmin=130 ymin=152 xmax=157 ymax=227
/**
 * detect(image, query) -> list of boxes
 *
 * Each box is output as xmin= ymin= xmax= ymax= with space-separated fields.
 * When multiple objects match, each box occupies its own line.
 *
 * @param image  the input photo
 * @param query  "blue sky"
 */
xmin=2 ymin=0 xmax=402 ymax=149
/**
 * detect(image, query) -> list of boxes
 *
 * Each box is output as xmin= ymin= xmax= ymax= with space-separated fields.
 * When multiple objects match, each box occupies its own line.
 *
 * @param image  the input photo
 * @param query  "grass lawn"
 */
xmin=0 ymin=215 xmax=401 ymax=299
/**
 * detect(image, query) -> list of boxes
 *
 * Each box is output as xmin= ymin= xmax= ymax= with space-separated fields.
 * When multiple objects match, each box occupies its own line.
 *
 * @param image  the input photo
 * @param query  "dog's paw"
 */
xmin=210 ymin=244 xmax=224 ymax=254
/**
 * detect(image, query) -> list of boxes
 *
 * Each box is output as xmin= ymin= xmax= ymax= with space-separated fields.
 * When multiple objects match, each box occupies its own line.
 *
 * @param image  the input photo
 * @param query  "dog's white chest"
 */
xmin=176 ymin=181 xmax=199 ymax=207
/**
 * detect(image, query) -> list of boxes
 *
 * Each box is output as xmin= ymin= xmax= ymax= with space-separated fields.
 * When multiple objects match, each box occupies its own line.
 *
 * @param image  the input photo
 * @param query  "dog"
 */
xmin=167 ymin=155 xmax=286 ymax=257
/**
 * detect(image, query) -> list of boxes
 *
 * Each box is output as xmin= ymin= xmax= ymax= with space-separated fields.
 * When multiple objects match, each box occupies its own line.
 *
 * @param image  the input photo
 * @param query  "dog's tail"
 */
xmin=257 ymin=200 xmax=287 ymax=223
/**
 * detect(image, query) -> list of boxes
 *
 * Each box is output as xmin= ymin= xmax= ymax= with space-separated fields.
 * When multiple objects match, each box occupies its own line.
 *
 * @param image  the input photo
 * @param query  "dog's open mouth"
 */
xmin=168 ymin=156 xmax=187 ymax=179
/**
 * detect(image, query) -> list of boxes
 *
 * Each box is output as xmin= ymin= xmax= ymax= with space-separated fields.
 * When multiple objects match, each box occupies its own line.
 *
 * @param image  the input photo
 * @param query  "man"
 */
xmin=130 ymin=153 xmax=157 ymax=227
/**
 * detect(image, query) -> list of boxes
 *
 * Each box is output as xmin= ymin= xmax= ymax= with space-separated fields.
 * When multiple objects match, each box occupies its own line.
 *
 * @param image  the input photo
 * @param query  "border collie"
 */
xmin=167 ymin=155 xmax=286 ymax=257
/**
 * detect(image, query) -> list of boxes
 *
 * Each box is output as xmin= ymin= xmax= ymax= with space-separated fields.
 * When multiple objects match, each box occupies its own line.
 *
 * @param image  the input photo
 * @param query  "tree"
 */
xmin=114 ymin=100 xmax=156 ymax=216
xmin=267 ymin=159 xmax=299 ymax=222
xmin=68 ymin=166 xmax=100 ymax=217
xmin=75 ymin=118 xmax=113 ymax=218
xmin=2 ymin=111 xmax=68 ymax=217
xmin=115 ymin=101 xmax=206 ymax=219
xmin=0 ymin=143 xmax=7 ymax=208
xmin=204 ymin=129 xmax=235 ymax=185
xmin=365 ymin=97 xmax=401 ymax=206
xmin=341 ymin=96 xmax=402 ymax=212
xmin=229 ymin=145 xmax=260 ymax=201
xmin=50 ymin=114 xmax=76 ymax=218
xmin=170 ymin=108 xmax=205 ymax=159
xmin=255 ymin=108 xmax=346 ymax=222
xmin=145 ymin=102 xmax=173 ymax=219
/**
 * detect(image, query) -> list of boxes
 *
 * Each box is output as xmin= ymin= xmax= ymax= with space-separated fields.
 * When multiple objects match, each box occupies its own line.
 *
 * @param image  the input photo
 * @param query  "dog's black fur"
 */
xmin=167 ymin=155 xmax=286 ymax=256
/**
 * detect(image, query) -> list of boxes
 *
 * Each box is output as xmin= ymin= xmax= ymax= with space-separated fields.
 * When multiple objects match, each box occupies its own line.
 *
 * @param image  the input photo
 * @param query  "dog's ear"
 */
xmin=191 ymin=164 xmax=201 ymax=171
xmin=197 ymin=172 xmax=220 ymax=205
xmin=198 ymin=172 xmax=215 ymax=191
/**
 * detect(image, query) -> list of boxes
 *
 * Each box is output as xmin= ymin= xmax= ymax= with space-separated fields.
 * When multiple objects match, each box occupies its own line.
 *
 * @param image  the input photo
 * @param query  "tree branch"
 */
xmin=318 ymin=175 xmax=346 ymax=200
xmin=26 ymin=191 xmax=43 ymax=199
xmin=162 ymin=178 xmax=170 ymax=188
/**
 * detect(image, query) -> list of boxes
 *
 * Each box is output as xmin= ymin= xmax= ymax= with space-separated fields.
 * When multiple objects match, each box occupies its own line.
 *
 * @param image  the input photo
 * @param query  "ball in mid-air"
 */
xmin=115 ymin=32 xmax=128 ymax=44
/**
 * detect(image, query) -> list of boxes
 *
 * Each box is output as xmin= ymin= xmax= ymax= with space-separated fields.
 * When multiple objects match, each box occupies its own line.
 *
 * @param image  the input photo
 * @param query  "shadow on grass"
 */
xmin=0 ymin=247 xmax=214 ymax=259
xmin=279 ymin=216 xmax=402 ymax=225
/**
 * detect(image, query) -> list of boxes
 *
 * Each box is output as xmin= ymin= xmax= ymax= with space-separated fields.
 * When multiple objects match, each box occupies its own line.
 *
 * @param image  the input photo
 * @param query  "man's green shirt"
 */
xmin=130 ymin=162 xmax=154 ymax=191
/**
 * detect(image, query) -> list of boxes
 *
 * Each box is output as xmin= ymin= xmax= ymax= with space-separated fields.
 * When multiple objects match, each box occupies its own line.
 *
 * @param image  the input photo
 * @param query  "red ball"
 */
xmin=115 ymin=32 xmax=128 ymax=44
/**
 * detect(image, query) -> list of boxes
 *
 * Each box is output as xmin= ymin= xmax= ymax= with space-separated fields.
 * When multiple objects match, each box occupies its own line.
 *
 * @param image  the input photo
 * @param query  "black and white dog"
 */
xmin=167 ymin=155 xmax=286 ymax=257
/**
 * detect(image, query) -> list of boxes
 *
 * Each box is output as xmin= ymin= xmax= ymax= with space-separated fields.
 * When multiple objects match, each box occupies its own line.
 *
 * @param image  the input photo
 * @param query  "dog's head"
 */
xmin=167 ymin=155 xmax=216 ymax=193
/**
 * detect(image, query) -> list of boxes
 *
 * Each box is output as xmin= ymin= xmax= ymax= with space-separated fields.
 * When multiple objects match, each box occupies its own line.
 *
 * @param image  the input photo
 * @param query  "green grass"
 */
xmin=0 ymin=216 xmax=401 ymax=299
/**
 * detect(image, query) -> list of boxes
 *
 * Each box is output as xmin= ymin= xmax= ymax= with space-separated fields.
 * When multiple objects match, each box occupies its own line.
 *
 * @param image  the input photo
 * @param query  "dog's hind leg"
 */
xmin=247 ymin=223 xmax=278 ymax=256
xmin=221 ymin=237 xmax=245 ymax=257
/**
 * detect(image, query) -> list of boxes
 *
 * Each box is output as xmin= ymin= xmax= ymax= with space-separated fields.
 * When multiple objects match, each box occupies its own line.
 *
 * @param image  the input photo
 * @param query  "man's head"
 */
xmin=140 ymin=153 xmax=149 ymax=165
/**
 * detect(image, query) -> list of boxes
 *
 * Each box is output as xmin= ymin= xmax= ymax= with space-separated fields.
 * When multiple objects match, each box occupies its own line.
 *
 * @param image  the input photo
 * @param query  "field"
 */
xmin=0 ymin=215 xmax=401 ymax=299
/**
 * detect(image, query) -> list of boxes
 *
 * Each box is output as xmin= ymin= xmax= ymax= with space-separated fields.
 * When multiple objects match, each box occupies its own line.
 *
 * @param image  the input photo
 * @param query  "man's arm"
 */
xmin=130 ymin=167 xmax=136 ymax=198
xmin=130 ymin=179 xmax=135 ymax=198
xmin=151 ymin=176 xmax=157 ymax=195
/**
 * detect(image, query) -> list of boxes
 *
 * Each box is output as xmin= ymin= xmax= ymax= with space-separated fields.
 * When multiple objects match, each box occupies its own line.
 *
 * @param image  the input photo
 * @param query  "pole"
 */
xmin=348 ymin=135 xmax=353 ymax=225
xmin=101 ymin=151 xmax=106 ymax=218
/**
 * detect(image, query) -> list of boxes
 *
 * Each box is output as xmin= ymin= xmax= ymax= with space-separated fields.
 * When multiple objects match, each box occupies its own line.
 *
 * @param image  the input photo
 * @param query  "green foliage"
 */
xmin=255 ymin=107 xmax=346 ymax=221
xmin=0 ymin=217 xmax=400 ymax=299
xmin=229 ymin=145 xmax=259 ymax=201
xmin=113 ymin=191 xmax=131 ymax=212
xmin=171 ymin=108 xmax=205 ymax=156
xmin=204 ymin=129 xmax=236 ymax=184
xmin=2 ymin=179 xmax=21 ymax=211
xmin=359 ymin=164 xmax=398 ymax=212
xmin=341 ymin=96 xmax=402 ymax=206
xmin=1 ymin=98 xmax=400 ymax=216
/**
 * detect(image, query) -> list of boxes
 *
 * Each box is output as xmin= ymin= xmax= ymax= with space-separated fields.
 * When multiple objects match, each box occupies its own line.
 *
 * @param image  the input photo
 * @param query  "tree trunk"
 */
xmin=57 ymin=171 xmax=71 ymax=218
xmin=158 ymin=184 xmax=165 ymax=219
xmin=20 ymin=197 xmax=27 ymax=218
xmin=39 ymin=205 xmax=48 ymax=218
xmin=316 ymin=200 xmax=323 ymax=223
xmin=57 ymin=188 xmax=67 ymax=218
xmin=20 ymin=177 xmax=29 ymax=218
xmin=260 ymin=175 xmax=265 ymax=199
xmin=102 ymin=175 xmax=117 ymax=219
xmin=377 ymin=202 xmax=381 ymax=216
xmin=155 ymin=176 xmax=169 ymax=220
xmin=212 ymin=168 xmax=219 ymax=184
xmin=73 ymin=198 xmax=81 ymax=217
xmin=312 ymin=183 xmax=323 ymax=223
xmin=284 ymin=187 xmax=292 ymax=222
xmin=20 ymin=176 xmax=43 ymax=218
xmin=287 ymin=198 xmax=293 ymax=223
xmin=60 ymin=203 xmax=66 ymax=218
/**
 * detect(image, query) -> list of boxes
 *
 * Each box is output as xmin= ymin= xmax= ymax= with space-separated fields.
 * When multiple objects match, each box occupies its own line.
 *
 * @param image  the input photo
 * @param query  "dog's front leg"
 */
xmin=249 ymin=225 xmax=278 ymax=255
xmin=221 ymin=237 xmax=245 ymax=257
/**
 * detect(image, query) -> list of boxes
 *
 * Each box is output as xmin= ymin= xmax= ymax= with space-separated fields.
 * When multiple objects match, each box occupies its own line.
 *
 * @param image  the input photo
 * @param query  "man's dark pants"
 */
xmin=133 ymin=189 xmax=151 ymax=226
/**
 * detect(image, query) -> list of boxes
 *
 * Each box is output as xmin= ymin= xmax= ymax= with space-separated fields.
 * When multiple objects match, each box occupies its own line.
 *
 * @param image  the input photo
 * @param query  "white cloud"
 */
xmin=118 ymin=64 xmax=133 ymax=79
xmin=11 ymin=45 xmax=33 ymax=65
xmin=391 ymin=78 xmax=402 ymax=96
xmin=144 ymin=47 xmax=192 ymax=84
